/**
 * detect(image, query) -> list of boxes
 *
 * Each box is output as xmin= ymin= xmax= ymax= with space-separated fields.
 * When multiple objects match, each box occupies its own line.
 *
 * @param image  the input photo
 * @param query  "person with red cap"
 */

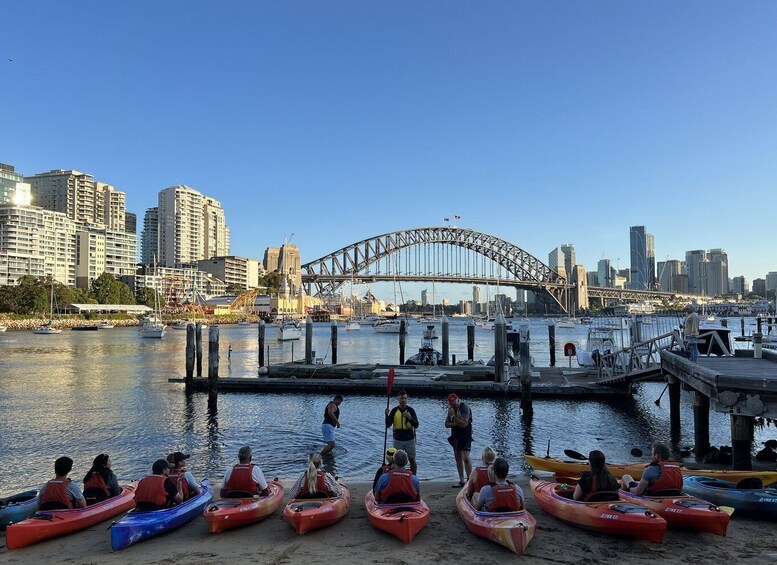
xmin=444 ymin=393 xmax=472 ymax=487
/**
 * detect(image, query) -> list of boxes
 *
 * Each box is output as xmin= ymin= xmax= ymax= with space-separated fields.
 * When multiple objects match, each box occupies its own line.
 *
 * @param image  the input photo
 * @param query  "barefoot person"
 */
xmin=385 ymin=390 xmax=419 ymax=474
xmin=445 ymin=393 xmax=472 ymax=487
xmin=321 ymin=395 xmax=343 ymax=456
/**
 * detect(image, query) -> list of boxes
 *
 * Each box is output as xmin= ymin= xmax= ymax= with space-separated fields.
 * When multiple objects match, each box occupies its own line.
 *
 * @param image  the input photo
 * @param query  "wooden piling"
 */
xmin=693 ymin=391 xmax=710 ymax=462
xmin=185 ymin=324 xmax=195 ymax=388
xmin=467 ymin=319 xmax=475 ymax=361
xmin=548 ymin=324 xmax=556 ymax=367
xmin=668 ymin=375 xmax=681 ymax=441
xmin=721 ymin=318 xmax=728 ymax=328
xmin=494 ymin=314 xmax=506 ymax=383
xmin=441 ymin=315 xmax=450 ymax=366
xmin=519 ymin=324 xmax=532 ymax=412
xmin=730 ymin=414 xmax=754 ymax=470
xmin=331 ymin=320 xmax=338 ymax=364
xmin=195 ymin=322 xmax=203 ymax=377
xmin=399 ymin=320 xmax=407 ymax=364
xmin=208 ymin=326 xmax=219 ymax=395
xmin=740 ymin=317 xmax=745 ymax=337
xmin=305 ymin=316 xmax=313 ymax=364
xmin=258 ymin=320 xmax=265 ymax=367
xmin=757 ymin=318 xmax=763 ymax=334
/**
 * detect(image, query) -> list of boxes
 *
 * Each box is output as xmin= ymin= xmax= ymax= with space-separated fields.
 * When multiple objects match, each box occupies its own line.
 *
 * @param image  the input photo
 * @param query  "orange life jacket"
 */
xmin=298 ymin=470 xmax=328 ymax=495
xmin=225 ymin=464 xmax=258 ymax=495
xmin=378 ymin=469 xmax=418 ymax=503
xmin=473 ymin=466 xmax=490 ymax=494
xmin=40 ymin=479 xmax=74 ymax=509
xmin=488 ymin=483 xmax=521 ymax=512
xmin=135 ymin=475 xmax=170 ymax=508
xmin=168 ymin=470 xmax=191 ymax=500
xmin=84 ymin=471 xmax=110 ymax=497
xmin=649 ymin=461 xmax=683 ymax=493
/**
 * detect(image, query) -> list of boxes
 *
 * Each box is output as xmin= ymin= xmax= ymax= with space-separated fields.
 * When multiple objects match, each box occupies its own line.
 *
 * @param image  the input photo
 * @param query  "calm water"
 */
xmin=0 ymin=317 xmax=771 ymax=496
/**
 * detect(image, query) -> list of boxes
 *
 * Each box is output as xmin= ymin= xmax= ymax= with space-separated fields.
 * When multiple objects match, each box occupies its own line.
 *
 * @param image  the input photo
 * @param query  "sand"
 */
xmin=1 ymin=479 xmax=776 ymax=564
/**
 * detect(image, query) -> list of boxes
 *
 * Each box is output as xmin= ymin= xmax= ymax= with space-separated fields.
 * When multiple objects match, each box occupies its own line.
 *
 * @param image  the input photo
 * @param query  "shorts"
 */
xmin=448 ymin=435 xmax=472 ymax=453
xmin=322 ymin=423 xmax=336 ymax=442
xmin=393 ymin=439 xmax=416 ymax=459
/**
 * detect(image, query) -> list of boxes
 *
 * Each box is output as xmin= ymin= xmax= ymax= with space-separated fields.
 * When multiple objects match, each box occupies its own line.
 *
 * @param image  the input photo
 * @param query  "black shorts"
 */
xmin=448 ymin=435 xmax=472 ymax=453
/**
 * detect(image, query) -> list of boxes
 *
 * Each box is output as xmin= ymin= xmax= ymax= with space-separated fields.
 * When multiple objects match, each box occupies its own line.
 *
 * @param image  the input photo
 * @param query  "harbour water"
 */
xmin=0 ymin=317 xmax=772 ymax=495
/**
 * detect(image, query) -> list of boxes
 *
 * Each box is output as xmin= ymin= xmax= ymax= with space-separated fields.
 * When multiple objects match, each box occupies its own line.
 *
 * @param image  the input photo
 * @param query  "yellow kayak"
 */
xmin=525 ymin=454 xmax=777 ymax=485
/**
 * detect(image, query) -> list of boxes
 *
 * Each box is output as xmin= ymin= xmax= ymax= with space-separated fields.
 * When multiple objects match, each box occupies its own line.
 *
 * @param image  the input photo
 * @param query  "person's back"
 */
xmin=375 ymin=450 xmax=420 ymax=503
xmin=291 ymin=453 xmax=340 ymax=499
xmin=39 ymin=456 xmax=86 ymax=510
xmin=82 ymin=453 xmax=121 ymax=503
xmin=474 ymin=458 xmax=523 ymax=512
xmin=372 ymin=448 xmax=396 ymax=490
xmin=135 ymin=459 xmax=181 ymax=510
xmin=221 ymin=446 xmax=269 ymax=498
xmin=467 ymin=447 xmax=496 ymax=498
xmin=574 ymin=450 xmax=620 ymax=502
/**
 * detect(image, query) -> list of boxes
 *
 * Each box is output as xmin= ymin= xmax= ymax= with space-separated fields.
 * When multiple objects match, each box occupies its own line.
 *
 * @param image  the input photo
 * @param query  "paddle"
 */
xmin=563 ymin=449 xmax=588 ymax=461
xmin=382 ymin=368 xmax=395 ymax=465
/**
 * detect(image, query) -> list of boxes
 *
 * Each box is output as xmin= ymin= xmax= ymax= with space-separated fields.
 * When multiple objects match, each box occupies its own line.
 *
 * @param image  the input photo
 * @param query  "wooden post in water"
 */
xmin=693 ymin=391 xmax=710 ymax=462
xmin=741 ymin=317 xmax=745 ymax=337
xmin=548 ymin=324 xmax=556 ymax=367
xmin=757 ymin=317 xmax=763 ymax=334
xmin=399 ymin=320 xmax=407 ymax=365
xmin=331 ymin=320 xmax=338 ymax=364
xmin=208 ymin=326 xmax=219 ymax=396
xmin=730 ymin=414 xmax=754 ymax=470
xmin=195 ymin=322 xmax=203 ymax=377
xmin=494 ymin=314 xmax=506 ymax=383
xmin=305 ymin=316 xmax=313 ymax=364
xmin=519 ymin=324 xmax=532 ymax=412
xmin=258 ymin=320 xmax=265 ymax=367
xmin=185 ymin=324 xmax=195 ymax=389
xmin=721 ymin=318 xmax=728 ymax=328
xmin=668 ymin=375 xmax=681 ymax=442
xmin=441 ymin=315 xmax=450 ymax=366
xmin=467 ymin=319 xmax=475 ymax=361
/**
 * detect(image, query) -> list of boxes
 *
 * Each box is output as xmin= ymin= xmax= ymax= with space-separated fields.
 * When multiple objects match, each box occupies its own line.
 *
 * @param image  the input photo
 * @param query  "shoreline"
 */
xmin=1 ymin=479 xmax=775 ymax=564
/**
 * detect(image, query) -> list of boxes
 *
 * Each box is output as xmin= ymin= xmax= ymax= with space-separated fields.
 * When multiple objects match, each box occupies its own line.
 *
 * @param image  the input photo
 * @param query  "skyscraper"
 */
xmin=685 ymin=250 xmax=706 ymax=294
xmin=731 ymin=276 xmax=749 ymax=295
xmin=629 ymin=226 xmax=654 ymax=289
xmin=421 ymin=289 xmax=428 ymax=307
xmin=597 ymin=259 xmax=612 ymax=287
xmin=98 ymin=182 xmax=126 ymax=231
xmin=658 ymin=259 xmax=682 ymax=291
xmin=705 ymin=249 xmax=729 ymax=296
xmin=473 ymin=285 xmax=481 ymax=314
xmin=141 ymin=207 xmax=158 ymax=265
xmin=0 ymin=163 xmax=32 ymax=206
xmin=548 ymin=247 xmax=567 ymax=279
xmin=561 ymin=244 xmax=576 ymax=282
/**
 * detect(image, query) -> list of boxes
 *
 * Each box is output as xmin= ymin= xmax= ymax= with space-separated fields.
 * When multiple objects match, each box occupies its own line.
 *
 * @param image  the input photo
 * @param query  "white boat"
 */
xmin=0 ymin=324 xmax=6 ymax=332
xmin=344 ymin=319 xmax=361 ymax=331
xmin=556 ymin=318 xmax=577 ymax=328
xmin=277 ymin=318 xmax=302 ymax=341
xmin=423 ymin=325 xmax=438 ymax=340
xmin=373 ymin=318 xmax=402 ymax=333
xmin=33 ymin=281 xmax=62 ymax=334
xmin=170 ymin=320 xmax=189 ymax=330
xmin=139 ymin=257 xmax=166 ymax=338
xmin=473 ymin=317 xmax=489 ymax=328
xmin=576 ymin=327 xmax=617 ymax=367
xmin=97 ymin=322 xmax=115 ymax=329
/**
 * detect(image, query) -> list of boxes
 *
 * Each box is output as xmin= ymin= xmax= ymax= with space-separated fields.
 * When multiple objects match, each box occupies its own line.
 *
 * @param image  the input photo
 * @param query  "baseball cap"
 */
xmin=386 ymin=447 xmax=397 ymax=461
xmin=152 ymin=458 xmax=174 ymax=474
xmin=167 ymin=451 xmax=190 ymax=466
xmin=447 ymin=393 xmax=458 ymax=405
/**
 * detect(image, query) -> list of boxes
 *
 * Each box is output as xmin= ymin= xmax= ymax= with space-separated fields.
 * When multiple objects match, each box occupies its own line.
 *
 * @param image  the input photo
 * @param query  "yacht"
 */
xmin=405 ymin=325 xmax=442 ymax=365
xmin=344 ymin=319 xmax=361 ymax=331
xmin=556 ymin=318 xmax=577 ymax=329
xmin=0 ymin=324 xmax=6 ymax=332
xmin=97 ymin=321 xmax=115 ymax=329
xmin=277 ymin=318 xmax=302 ymax=341
xmin=139 ymin=262 xmax=166 ymax=339
xmin=373 ymin=318 xmax=403 ymax=333
xmin=33 ymin=281 xmax=61 ymax=334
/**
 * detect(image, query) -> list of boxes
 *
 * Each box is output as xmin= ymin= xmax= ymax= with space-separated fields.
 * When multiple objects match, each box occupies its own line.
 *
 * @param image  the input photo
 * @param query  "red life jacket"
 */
xmin=298 ymin=470 xmax=328 ymax=495
xmin=84 ymin=471 xmax=110 ymax=497
xmin=168 ymin=470 xmax=191 ymax=500
xmin=225 ymin=464 xmax=258 ymax=495
xmin=488 ymin=483 xmax=521 ymax=512
xmin=135 ymin=475 xmax=170 ymax=508
xmin=649 ymin=461 xmax=683 ymax=493
xmin=473 ymin=467 xmax=490 ymax=494
xmin=40 ymin=479 xmax=74 ymax=509
xmin=378 ymin=469 xmax=418 ymax=503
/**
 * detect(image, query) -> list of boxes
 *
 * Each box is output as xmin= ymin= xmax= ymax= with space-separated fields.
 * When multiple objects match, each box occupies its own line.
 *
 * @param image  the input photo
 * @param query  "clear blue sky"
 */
xmin=2 ymin=2 xmax=776 ymax=299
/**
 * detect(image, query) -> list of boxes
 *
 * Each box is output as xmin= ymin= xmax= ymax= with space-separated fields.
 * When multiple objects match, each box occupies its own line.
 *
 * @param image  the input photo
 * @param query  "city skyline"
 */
xmin=2 ymin=2 xmax=776 ymax=290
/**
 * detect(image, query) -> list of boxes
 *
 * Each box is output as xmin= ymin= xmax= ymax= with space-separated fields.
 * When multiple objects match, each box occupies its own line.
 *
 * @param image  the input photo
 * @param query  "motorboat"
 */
xmin=576 ymin=327 xmax=616 ymax=367
xmin=423 ymin=325 xmax=438 ymax=340
xmin=277 ymin=318 xmax=302 ymax=341
xmin=373 ymin=318 xmax=403 ymax=333
xmin=344 ymin=318 xmax=361 ymax=331
xmin=556 ymin=318 xmax=577 ymax=329
xmin=97 ymin=322 xmax=115 ymax=329
xmin=405 ymin=325 xmax=442 ymax=365
xmin=580 ymin=316 xmax=593 ymax=325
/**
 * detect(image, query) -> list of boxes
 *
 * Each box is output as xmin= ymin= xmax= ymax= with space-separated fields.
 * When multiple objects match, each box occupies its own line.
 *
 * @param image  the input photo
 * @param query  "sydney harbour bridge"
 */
xmin=300 ymin=227 xmax=691 ymax=314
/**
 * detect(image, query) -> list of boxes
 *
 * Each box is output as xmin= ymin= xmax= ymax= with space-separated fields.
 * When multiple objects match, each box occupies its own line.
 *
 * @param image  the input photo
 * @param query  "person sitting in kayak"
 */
xmin=372 ymin=447 xmax=397 ymax=490
xmin=374 ymin=449 xmax=421 ymax=503
xmin=134 ymin=459 xmax=182 ymax=510
xmin=221 ymin=445 xmax=270 ymax=498
xmin=756 ymin=440 xmax=777 ymax=462
xmin=473 ymin=458 xmax=523 ymax=512
xmin=620 ymin=443 xmax=683 ymax=495
xmin=39 ymin=456 xmax=87 ymax=510
xmin=82 ymin=453 xmax=121 ymax=503
xmin=289 ymin=453 xmax=342 ymax=499
xmin=573 ymin=450 xmax=620 ymax=502
xmin=466 ymin=446 xmax=496 ymax=499
xmin=166 ymin=452 xmax=201 ymax=501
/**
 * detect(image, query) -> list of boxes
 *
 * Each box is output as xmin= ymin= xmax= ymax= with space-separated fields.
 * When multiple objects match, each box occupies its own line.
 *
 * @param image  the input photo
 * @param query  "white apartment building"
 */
xmin=98 ymin=182 xmax=126 ymax=231
xmin=26 ymin=169 xmax=107 ymax=225
xmin=197 ymin=256 xmax=260 ymax=290
xmin=0 ymin=164 xmax=32 ymax=206
xmin=75 ymin=223 xmax=138 ymax=288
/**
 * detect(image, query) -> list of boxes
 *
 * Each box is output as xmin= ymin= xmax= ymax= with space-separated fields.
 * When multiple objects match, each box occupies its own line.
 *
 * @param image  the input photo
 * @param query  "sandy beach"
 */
xmin=1 ymin=478 xmax=776 ymax=564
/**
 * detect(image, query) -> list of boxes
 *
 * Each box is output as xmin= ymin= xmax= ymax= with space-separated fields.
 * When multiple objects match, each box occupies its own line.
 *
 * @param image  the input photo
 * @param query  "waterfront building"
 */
xmin=26 ymin=169 xmax=115 ymax=225
xmin=141 ymin=207 xmax=158 ymax=265
xmin=0 ymin=163 xmax=32 ymax=206
xmin=120 ymin=264 xmax=226 ymax=303
xmin=472 ymin=285 xmax=481 ymax=314
xmin=197 ymin=255 xmax=261 ymax=290
xmin=629 ymin=225 xmax=655 ymax=289
xmin=458 ymin=299 xmax=473 ymax=316
xmin=125 ymin=212 xmax=137 ymax=235
xmin=753 ymin=278 xmax=766 ymax=296
xmin=658 ymin=259 xmax=682 ymax=291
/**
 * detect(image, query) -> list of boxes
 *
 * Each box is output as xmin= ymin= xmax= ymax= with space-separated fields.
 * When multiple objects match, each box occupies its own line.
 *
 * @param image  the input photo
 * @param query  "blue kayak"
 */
xmin=0 ymin=490 xmax=39 ymax=529
xmin=111 ymin=480 xmax=212 ymax=550
xmin=683 ymin=475 xmax=777 ymax=520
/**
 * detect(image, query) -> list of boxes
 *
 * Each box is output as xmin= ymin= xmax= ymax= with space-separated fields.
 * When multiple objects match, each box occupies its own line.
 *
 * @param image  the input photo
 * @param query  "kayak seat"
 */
xmin=650 ymin=489 xmax=682 ymax=497
xmin=296 ymin=491 xmax=332 ymax=500
xmin=382 ymin=493 xmax=418 ymax=504
xmin=224 ymin=490 xmax=254 ymax=499
xmin=39 ymin=500 xmax=70 ymax=510
xmin=491 ymin=505 xmax=525 ymax=512
xmin=84 ymin=487 xmax=109 ymax=505
xmin=736 ymin=478 xmax=763 ymax=490
xmin=586 ymin=491 xmax=620 ymax=502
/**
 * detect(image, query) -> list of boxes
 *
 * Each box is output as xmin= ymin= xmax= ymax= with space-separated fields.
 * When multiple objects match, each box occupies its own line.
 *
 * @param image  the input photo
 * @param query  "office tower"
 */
xmin=658 ymin=259 xmax=682 ymax=292
xmin=561 ymin=244 xmax=576 ymax=282
xmin=597 ymin=259 xmax=612 ymax=287
xmin=0 ymin=163 xmax=32 ymax=205
xmin=753 ymin=278 xmax=766 ymax=296
xmin=26 ymin=169 xmax=108 ymax=225
xmin=587 ymin=271 xmax=599 ymax=287
xmin=421 ymin=289 xmax=428 ymax=307
xmin=705 ymin=249 xmax=729 ymax=296
xmin=672 ymin=274 xmax=690 ymax=293
xmin=767 ymin=272 xmax=777 ymax=294
xmin=473 ymin=285 xmax=481 ymax=314
xmin=685 ymin=250 xmax=707 ymax=294
xmin=548 ymin=247 xmax=567 ymax=279
xmin=125 ymin=212 xmax=137 ymax=235
xmin=629 ymin=226 xmax=654 ymax=289
xmin=141 ymin=207 xmax=158 ymax=265
xmin=646 ymin=233 xmax=656 ymax=289
xmin=731 ymin=276 xmax=749 ymax=295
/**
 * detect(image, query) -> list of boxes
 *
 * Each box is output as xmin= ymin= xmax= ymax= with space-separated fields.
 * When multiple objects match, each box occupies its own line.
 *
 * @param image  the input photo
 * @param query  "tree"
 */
xmin=91 ymin=273 xmax=136 ymax=304
xmin=136 ymin=286 xmax=163 ymax=308
xmin=259 ymin=271 xmax=284 ymax=295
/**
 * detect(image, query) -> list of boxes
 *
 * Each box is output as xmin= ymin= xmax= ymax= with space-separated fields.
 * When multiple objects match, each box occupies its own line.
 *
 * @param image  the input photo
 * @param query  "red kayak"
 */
xmin=364 ymin=491 xmax=429 ymax=544
xmin=203 ymin=481 xmax=284 ymax=533
xmin=456 ymin=486 xmax=536 ymax=555
xmin=618 ymin=489 xmax=731 ymax=536
xmin=530 ymin=478 xmax=666 ymax=543
xmin=5 ymin=484 xmax=137 ymax=550
xmin=283 ymin=483 xmax=350 ymax=534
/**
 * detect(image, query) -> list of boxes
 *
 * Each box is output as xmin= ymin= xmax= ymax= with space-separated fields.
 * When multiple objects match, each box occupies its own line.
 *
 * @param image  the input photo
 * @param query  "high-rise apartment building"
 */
xmin=25 ymin=169 xmax=111 ymax=225
xmin=197 ymin=256 xmax=259 ymax=290
xmin=141 ymin=207 xmax=158 ymax=265
xmin=421 ymin=289 xmax=428 ymax=307
xmin=203 ymin=197 xmax=230 ymax=261
xmin=125 ymin=212 xmax=137 ymax=235
xmin=0 ymin=163 xmax=32 ymax=206
xmin=629 ymin=226 xmax=655 ymax=289
xmin=98 ymin=182 xmax=126 ymax=231
xmin=753 ymin=278 xmax=766 ymax=296
xmin=766 ymin=272 xmax=777 ymax=294
xmin=705 ymin=249 xmax=729 ymax=296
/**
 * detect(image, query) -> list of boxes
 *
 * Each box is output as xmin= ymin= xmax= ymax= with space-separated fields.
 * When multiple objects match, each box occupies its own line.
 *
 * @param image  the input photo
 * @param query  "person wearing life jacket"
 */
xmin=289 ymin=453 xmax=342 ymax=499
xmin=221 ymin=445 xmax=270 ymax=498
xmin=372 ymin=447 xmax=397 ymax=490
xmin=39 ymin=456 xmax=86 ymax=510
xmin=444 ymin=393 xmax=473 ymax=488
xmin=473 ymin=458 xmax=523 ymax=512
xmin=374 ymin=449 xmax=421 ymax=503
xmin=621 ymin=443 xmax=684 ymax=496
xmin=82 ymin=453 xmax=121 ymax=503
xmin=385 ymin=390 xmax=420 ymax=474
xmin=466 ymin=446 xmax=496 ymax=499
xmin=166 ymin=451 xmax=201 ymax=501
xmin=573 ymin=450 xmax=620 ymax=501
xmin=134 ymin=459 xmax=182 ymax=510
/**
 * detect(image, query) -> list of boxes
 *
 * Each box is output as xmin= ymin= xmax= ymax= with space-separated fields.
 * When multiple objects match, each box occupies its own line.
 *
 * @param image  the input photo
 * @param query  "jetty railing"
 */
xmin=596 ymin=330 xmax=681 ymax=384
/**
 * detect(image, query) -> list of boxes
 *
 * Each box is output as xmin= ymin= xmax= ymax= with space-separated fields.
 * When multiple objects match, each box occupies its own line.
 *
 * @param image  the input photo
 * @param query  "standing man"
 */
xmin=385 ymin=389 xmax=419 ymax=474
xmin=445 ymin=393 xmax=472 ymax=488
xmin=321 ymin=394 xmax=343 ymax=456
xmin=683 ymin=305 xmax=700 ymax=362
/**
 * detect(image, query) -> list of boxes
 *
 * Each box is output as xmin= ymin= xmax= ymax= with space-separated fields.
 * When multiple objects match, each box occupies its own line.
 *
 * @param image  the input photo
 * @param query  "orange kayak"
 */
xmin=526 ymin=454 xmax=777 ymax=485
xmin=5 ymin=484 xmax=137 ymax=550
xmin=204 ymin=481 xmax=284 ymax=533
xmin=530 ymin=478 xmax=666 ymax=543
xmin=364 ymin=491 xmax=429 ymax=544
xmin=619 ymin=489 xmax=730 ymax=535
xmin=283 ymin=483 xmax=350 ymax=534
xmin=455 ymin=486 xmax=536 ymax=555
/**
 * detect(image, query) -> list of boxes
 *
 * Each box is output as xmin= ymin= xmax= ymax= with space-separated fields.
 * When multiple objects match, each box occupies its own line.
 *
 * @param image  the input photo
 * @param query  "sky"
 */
xmin=2 ymin=1 xmax=776 ymax=300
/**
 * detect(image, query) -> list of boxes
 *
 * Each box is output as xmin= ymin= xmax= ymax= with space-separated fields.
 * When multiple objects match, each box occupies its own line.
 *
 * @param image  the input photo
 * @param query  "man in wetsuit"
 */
xmin=321 ymin=394 xmax=343 ymax=456
xmin=385 ymin=390 xmax=419 ymax=474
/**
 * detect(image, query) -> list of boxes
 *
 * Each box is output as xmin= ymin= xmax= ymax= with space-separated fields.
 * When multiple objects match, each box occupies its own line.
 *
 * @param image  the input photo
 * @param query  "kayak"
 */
xmin=283 ymin=483 xmax=350 ymax=534
xmin=364 ymin=490 xmax=430 ymax=544
xmin=618 ymin=489 xmax=730 ymax=535
xmin=530 ymin=477 xmax=666 ymax=543
xmin=682 ymin=475 xmax=777 ymax=520
xmin=526 ymin=454 xmax=777 ymax=485
xmin=0 ymin=490 xmax=40 ymax=529
xmin=111 ymin=480 xmax=212 ymax=550
xmin=6 ymin=485 xmax=136 ymax=550
xmin=203 ymin=481 xmax=284 ymax=533
xmin=455 ymin=486 xmax=536 ymax=555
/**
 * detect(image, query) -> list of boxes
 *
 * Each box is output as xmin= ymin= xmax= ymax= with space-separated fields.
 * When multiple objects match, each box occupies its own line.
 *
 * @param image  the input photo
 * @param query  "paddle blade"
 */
xmin=719 ymin=505 xmax=735 ymax=516
xmin=563 ymin=449 xmax=588 ymax=461
xmin=630 ymin=448 xmax=644 ymax=457
xmin=387 ymin=368 xmax=395 ymax=395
